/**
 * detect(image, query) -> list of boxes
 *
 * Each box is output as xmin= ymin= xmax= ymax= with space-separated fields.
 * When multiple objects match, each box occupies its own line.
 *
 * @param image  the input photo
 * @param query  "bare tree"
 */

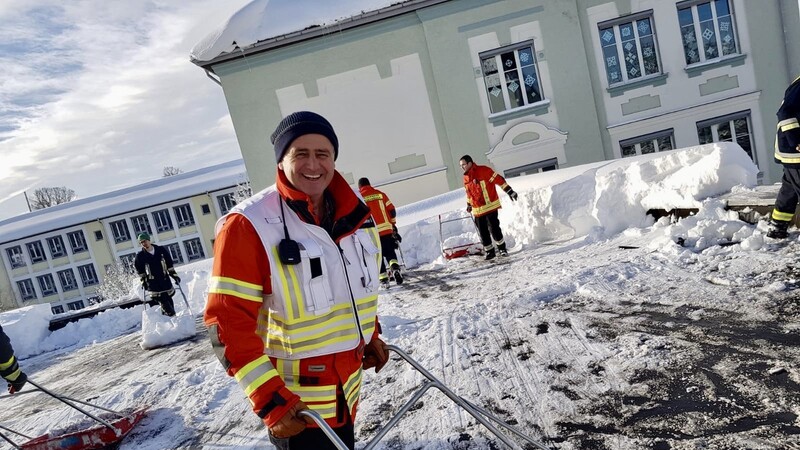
xmin=29 ymin=186 xmax=76 ymax=210
xmin=163 ymin=166 xmax=183 ymax=177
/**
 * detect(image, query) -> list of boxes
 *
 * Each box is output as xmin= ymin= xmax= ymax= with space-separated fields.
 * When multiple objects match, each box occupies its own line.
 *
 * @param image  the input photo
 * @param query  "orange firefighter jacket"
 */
xmin=204 ymin=170 xmax=382 ymax=430
xmin=463 ymin=163 xmax=510 ymax=217
xmin=359 ymin=185 xmax=396 ymax=236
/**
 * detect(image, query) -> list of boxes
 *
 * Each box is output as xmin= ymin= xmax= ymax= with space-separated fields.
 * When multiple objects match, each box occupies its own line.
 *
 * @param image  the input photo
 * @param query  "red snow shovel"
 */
xmin=0 ymin=379 xmax=147 ymax=450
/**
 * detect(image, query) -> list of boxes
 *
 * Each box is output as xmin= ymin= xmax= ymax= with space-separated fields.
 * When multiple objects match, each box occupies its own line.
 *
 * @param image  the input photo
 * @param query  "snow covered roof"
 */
xmin=0 ymin=159 xmax=247 ymax=245
xmin=190 ymin=0 xmax=450 ymax=67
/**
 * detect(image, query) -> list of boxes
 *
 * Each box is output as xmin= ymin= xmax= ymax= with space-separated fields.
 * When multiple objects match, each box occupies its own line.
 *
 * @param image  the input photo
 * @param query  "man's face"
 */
xmin=459 ymin=159 xmax=472 ymax=174
xmin=278 ymin=134 xmax=335 ymax=201
xmin=139 ymin=239 xmax=152 ymax=250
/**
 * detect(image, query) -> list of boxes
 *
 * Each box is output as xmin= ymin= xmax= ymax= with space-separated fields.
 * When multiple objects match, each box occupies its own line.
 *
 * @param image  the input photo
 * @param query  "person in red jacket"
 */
xmin=358 ymin=177 xmax=403 ymax=287
xmin=459 ymin=155 xmax=518 ymax=260
xmin=204 ymin=111 xmax=388 ymax=450
xmin=0 ymin=325 xmax=27 ymax=394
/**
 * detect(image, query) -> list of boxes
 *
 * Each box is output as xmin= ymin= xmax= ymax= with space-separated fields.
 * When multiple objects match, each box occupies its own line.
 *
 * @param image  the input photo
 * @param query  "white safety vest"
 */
xmin=216 ymin=185 xmax=382 ymax=360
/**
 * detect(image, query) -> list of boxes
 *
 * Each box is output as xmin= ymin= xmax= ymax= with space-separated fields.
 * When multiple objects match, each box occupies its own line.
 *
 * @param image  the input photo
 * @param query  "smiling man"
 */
xmin=204 ymin=111 xmax=388 ymax=450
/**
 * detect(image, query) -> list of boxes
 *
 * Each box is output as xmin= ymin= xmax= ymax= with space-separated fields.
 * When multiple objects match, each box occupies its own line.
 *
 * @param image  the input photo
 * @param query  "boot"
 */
xmin=767 ymin=220 xmax=790 ymax=239
xmin=484 ymin=248 xmax=496 ymax=261
xmin=497 ymin=242 xmax=508 ymax=257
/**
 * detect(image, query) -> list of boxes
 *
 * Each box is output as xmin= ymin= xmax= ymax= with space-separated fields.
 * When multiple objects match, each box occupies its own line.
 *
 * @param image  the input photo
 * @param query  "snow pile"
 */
xmin=140 ymin=306 xmax=197 ymax=350
xmin=0 ymin=304 xmax=51 ymax=358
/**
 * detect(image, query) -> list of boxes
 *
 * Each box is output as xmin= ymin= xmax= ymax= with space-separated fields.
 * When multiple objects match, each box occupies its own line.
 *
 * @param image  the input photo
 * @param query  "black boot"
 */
xmin=484 ymin=248 xmax=496 ymax=260
xmin=497 ymin=242 xmax=508 ymax=257
xmin=767 ymin=220 xmax=790 ymax=239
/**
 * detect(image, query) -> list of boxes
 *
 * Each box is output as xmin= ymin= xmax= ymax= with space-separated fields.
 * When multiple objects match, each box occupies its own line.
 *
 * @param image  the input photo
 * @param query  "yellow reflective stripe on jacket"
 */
xmin=0 ymin=355 xmax=21 ymax=381
xmin=472 ymin=200 xmax=501 ymax=215
xmin=779 ymin=118 xmax=800 ymax=132
xmin=266 ymin=322 xmax=361 ymax=354
xmin=344 ymin=367 xmax=362 ymax=411
xmin=235 ymin=355 xmax=279 ymax=396
xmin=0 ymin=355 xmax=15 ymax=371
xmin=362 ymin=193 xmax=383 ymax=202
xmin=209 ymin=276 xmax=264 ymax=303
xmin=270 ymin=247 xmax=304 ymax=320
xmin=275 ymin=358 xmax=300 ymax=385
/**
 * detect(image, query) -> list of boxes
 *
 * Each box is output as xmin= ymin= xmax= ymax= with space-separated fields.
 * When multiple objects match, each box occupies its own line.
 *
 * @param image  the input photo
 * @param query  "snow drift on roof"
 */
xmin=190 ymin=0 xmax=401 ymax=63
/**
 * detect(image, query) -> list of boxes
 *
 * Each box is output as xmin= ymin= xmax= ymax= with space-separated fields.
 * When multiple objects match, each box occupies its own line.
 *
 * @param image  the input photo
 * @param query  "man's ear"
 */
xmin=278 ymin=161 xmax=284 ymax=171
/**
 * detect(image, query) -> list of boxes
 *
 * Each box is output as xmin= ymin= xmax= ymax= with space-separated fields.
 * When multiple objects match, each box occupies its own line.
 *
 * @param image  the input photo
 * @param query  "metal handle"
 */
xmin=26 ymin=379 xmax=120 ymax=433
xmin=296 ymin=410 xmax=349 ymax=450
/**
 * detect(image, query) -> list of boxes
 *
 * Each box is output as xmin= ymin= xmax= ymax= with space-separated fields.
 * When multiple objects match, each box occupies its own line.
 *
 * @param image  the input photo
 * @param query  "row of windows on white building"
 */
xmin=478 ymin=0 xmax=754 ymax=163
xmin=5 ymin=192 xmax=240 ymax=312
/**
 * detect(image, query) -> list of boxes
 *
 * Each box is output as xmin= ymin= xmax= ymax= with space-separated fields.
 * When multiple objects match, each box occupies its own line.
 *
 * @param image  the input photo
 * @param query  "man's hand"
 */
xmin=7 ymin=372 xmax=27 ymax=394
xmin=172 ymin=276 xmax=181 ymax=284
xmin=140 ymin=276 xmax=148 ymax=290
xmin=269 ymin=401 xmax=311 ymax=439
xmin=362 ymin=337 xmax=389 ymax=373
xmin=466 ymin=204 xmax=473 ymax=213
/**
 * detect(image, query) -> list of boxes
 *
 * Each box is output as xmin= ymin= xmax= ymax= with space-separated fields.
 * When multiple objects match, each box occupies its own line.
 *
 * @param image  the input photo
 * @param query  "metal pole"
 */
xmin=175 ymin=283 xmax=191 ymax=310
xmin=0 ymin=389 xmax=125 ymax=416
xmin=296 ymin=410 xmax=349 ymax=450
xmin=26 ymin=380 xmax=118 ymax=433
xmin=0 ymin=424 xmax=31 ymax=440
xmin=0 ymin=429 xmax=22 ymax=449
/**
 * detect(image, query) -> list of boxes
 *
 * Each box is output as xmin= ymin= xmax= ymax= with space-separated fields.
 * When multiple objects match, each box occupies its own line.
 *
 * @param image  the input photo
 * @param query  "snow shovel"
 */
xmin=439 ymin=213 xmax=484 ymax=260
xmin=175 ymin=282 xmax=191 ymax=312
xmin=304 ymin=345 xmax=551 ymax=450
xmin=0 ymin=379 xmax=147 ymax=450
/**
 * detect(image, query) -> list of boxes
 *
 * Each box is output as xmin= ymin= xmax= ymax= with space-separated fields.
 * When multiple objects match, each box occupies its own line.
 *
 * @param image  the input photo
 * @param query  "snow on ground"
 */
xmin=1 ymin=143 xmax=798 ymax=449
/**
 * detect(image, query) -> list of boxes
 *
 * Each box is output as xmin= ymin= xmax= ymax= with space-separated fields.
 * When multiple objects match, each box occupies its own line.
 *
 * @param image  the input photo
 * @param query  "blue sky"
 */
xmin=0 ymin=0 xmax=250 ymax=221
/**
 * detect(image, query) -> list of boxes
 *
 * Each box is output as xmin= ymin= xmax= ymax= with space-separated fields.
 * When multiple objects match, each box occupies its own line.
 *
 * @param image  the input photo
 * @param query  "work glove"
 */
xmin=505 ymin=188 xmax=518 ymax=202
xmin=172 ymin=275 xmax=181 ymax=284
xmin=140 ymin=276 xmax=148 ymax=290
xmin=362 ymin=337 xmax=389 ymax=373
xmin=7 ymin=372 xmax=27 ymax=394
xmin=269 ymin=401 xmax=311 ymax=439
xmin=392 ymin=225 xmax=402 ymax=244
xmin=466 ymin=204 xmax=472 ymax=213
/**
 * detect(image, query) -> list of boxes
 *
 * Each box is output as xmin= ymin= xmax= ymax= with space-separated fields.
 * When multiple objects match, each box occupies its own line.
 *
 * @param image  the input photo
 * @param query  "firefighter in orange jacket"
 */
xmin=358 ymin=177 xmax=403 ymax=286
xmin=204 ymin=111 xmax=388 ymax=450
xmin=459 ymin=154 xmax=518 ymax=260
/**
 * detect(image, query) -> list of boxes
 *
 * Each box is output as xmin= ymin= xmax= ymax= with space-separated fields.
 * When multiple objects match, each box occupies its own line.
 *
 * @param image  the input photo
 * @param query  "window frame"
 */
xmin=67 ymin=300 xmax=84 ymax=311
xmin=6 ymin=246 xmax=25 ymax=269
xmin=479 ymin=40 xmax=546 ymax=116
xmin=26 ymin=241 xmax=46 ymax=264
xmin=78 ymin=264 xmax=99 ymax=286
xmin=166 ymin=243 xmax=184 ymax=265
xmin=67 ymin=230 xmax=88 ymax=254
xmin=37 ymin=273 xmax=57 ymax=296
xmin=619 ymin=129 xmax=676 ymax=158
xmin=130 ymin=214 xmax=152 ymax=236
xmin=173 ymin=204 xmax=195 ymax=228
xmin=152 ymin=209 xmax=174 ymax=233
xmin=598 ymin=11 xmax=662 ymax=87
xmin=183 ymin=238 xmax=205 ymax=262
xmin=696 ymin=110 xmax=755 ymax=163
xmin=217 ymin=193 xmax=236 ymax=216
xmin=57 ymin=268 xmax=79 ymax=292
xmin=51 ymin=305 xmax=65 ymax=315
xmin=677 ymin=0 xmax=739 ymax=66
xmin=109 ymin=219 xmax=131 ymax=244
xmin=47 ymin=235 xmax=67 ymax=258
xmin=17 ymin=279 xmax=36 ymax=301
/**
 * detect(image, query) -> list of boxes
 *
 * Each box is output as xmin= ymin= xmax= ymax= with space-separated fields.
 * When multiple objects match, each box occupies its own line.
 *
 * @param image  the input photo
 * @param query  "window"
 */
xmin=184 ymin=238 xmax=205 ymax=262
xmin=504 ymin=158 xmax=559 ymax=178
xmin=67 ymin=300 xmax=85 ymax=311
xmin=131 ymin=214 xmax=152 ymax=236
xmin=47 ymin=236 xmax=67 ymax=258
xmin=110 ymin=219 xmax=131 ymax=243
xmin=37 ymin=274 xmax=57 ymax=296
xmin=678 ymin=0 xmax=738 ymax=65
xmin=697 ymin=111 xmax=755 ymax=162
xmin=599 ymin=13 xmax=660 ymax=85
xmin=17 ymin=279 xmax=36 ymax=301
xmin=217 ymin=193 xmax=236 ymax=215
xmin=480 ymin=41 xmax=544 ymax=114
xmin=57 ymin=269 xmax=79 ymax=292
xmin=166 ymin=243 xmax=184 ymax=264
xmin=173 ymin=204 xmax=195 ymax=228
xmin=51 ymin=305 xmax=65 ymax=315
xmin=152 ymin=209 xmax=173 ymax=232
xmin=78 ymin=264 xmax=99 ymax=286
xmin=6 ymin=246 xmax=25 ymax=269
xmin=26 ymin=241 xmax=46 ymax=263
xmin=119 ymin=254 xmax=136 ymax=271
xmin=620 ymin=130 xmax=675 ymax=158
xmin=201 ymin=204 xmax=211 ymax=215
xmin=67 ymin=231 xmax=87 ymax=253
xmin=94 ymin=230 xmax=103 ymax=241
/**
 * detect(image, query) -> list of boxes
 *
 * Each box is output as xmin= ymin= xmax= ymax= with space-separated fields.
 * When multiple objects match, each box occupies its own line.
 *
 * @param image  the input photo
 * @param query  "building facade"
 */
xmin=0 ymin=160 xmax=248 ymax=313
xmin=191 ymin=0 xmax=799 ymax=205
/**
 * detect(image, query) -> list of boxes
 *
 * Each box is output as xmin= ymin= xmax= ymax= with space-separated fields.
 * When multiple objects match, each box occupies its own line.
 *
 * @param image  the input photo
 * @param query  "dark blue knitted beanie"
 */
xmin=270 ymin=111 xmax=339 ymax=162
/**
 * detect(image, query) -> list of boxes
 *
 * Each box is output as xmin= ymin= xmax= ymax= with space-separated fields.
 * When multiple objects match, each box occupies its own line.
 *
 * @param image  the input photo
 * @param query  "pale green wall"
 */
xmin=191 ymin=194 xmax=221 ymax=251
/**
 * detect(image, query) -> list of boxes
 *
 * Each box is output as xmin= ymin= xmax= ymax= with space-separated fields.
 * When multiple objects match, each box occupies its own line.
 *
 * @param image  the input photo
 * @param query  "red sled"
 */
xmin=438 ymin=214 xmax=484 ymax=260
xmin=0 ymin=380 xmax=147 ymax=450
